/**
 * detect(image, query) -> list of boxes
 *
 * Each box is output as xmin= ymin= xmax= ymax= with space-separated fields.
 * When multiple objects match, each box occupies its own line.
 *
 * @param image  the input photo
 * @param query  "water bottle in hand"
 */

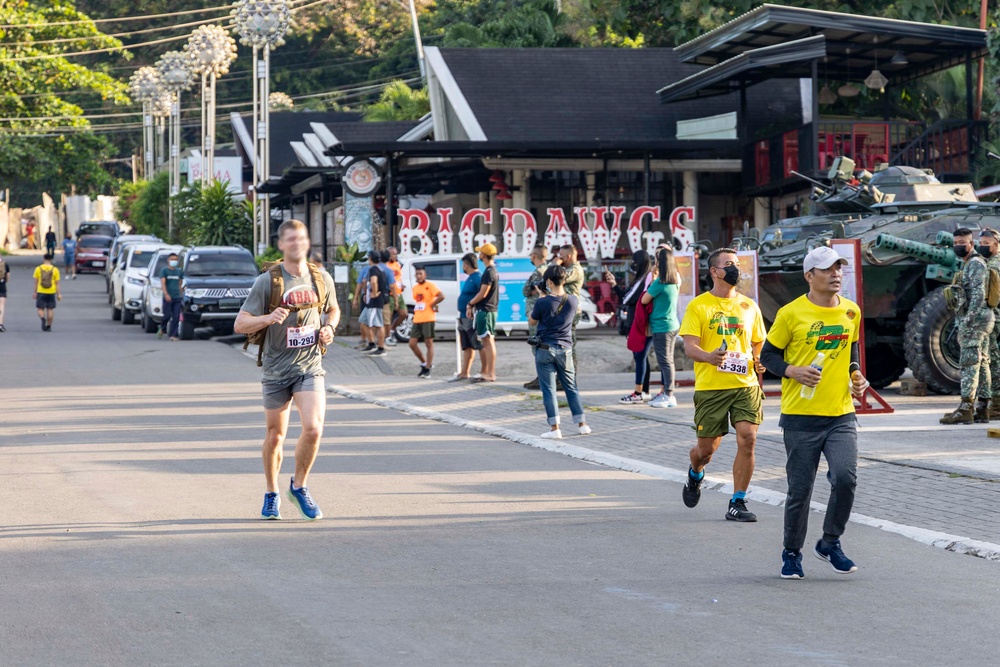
xmin=800 ymin=352 xmax=826 ymax=399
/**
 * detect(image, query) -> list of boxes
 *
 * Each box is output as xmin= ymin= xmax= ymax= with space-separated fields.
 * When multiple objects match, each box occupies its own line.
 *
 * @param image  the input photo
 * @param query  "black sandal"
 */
xmin=0 ymin=324 xmax=6 ymax=332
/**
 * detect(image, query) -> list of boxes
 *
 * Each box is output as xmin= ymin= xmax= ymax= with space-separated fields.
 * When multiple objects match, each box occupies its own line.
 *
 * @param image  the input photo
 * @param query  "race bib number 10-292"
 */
xmin=286 ymin=326 xmax=316 ymax=349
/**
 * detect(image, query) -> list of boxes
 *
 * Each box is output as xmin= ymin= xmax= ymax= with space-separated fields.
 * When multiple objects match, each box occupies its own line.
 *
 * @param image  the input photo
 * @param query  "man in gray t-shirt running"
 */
xmin=235 ymin=220 xmax=339 ymax=521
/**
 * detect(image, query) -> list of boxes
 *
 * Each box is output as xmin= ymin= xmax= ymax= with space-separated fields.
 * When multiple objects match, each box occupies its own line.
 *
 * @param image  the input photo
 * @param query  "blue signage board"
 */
xmin=486 ymin=257 xmax=535 ymax=325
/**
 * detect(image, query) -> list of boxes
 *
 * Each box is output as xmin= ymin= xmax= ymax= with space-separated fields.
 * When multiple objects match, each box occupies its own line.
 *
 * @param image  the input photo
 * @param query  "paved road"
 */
xmin=1 ymin=254 xmax=999 ymax=666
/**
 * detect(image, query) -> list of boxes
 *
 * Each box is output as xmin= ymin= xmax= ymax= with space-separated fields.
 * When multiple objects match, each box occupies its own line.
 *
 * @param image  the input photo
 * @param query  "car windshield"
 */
xmin=79 ymin=237 xmax=112 ymax=248
xmin=79 ymin=223 xmax=114 ymax=235
xmin=129 ymin=251 xmax=153 ymax=269
xmin=186 ymin=254 xmax=257 ymax=277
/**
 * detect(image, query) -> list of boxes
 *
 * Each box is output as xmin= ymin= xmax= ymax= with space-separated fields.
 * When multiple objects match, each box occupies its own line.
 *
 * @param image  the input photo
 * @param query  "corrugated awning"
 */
xmin=659 ymin=35 xmax=827 ymax=103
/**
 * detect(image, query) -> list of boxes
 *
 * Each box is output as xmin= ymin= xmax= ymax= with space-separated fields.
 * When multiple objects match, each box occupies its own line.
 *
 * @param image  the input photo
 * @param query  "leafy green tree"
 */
xmin=126 ymin=172 xmax=170 ymax=239
xmin=188 ymin=181 xmax=252 ymax=248
xmin=0 ymin=2 xmax=129 ymax=206
xmin=363 ymin=81 xmax=430 ymax=122
xmin=441 ymin=0 xmax=575 ymax=47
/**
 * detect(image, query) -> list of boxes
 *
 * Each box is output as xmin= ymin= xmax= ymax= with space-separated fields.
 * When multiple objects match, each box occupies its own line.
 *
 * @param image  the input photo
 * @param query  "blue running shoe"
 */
xmin=261 ymin=492 xmax=281 ymax=520
xmin=287 ymin=478 xmax=323 ymax=520
xmin=781 ymin=549 xmax=804 ymax=579
xmin=814 ymin=539 xmax=857 ymax=574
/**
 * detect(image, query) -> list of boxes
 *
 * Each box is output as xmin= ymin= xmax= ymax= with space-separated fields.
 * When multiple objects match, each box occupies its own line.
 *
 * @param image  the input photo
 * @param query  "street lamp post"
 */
xmin=128 ymin=67 xmax=162 ymax=181
xmin=233 ymin=0 xmax=291 ymax=254
xmin=156 ymin=50 xmax=194 ymax=242
xmin=185 ymin=25 xmax=237 ymax=187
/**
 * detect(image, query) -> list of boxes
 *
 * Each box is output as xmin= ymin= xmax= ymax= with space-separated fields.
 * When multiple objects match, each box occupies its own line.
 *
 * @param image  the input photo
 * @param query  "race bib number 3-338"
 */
xmin=286 ymin=326 xmax=316 ymax=349
xmin=717 ymin=351 xmax=749 ymax=375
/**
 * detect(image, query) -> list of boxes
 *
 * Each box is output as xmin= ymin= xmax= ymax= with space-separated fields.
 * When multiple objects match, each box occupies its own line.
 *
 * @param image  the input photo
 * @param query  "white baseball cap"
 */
xmin=803 ymin=246 xmax=848 ymax=274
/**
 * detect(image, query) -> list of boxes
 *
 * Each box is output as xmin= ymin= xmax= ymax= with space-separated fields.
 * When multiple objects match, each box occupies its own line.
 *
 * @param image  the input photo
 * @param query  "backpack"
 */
xmin=243 ymin=262 xmax=329 ymax=367
xmin=39 ymin=266 xmax=54 ymax=290
xmin=365 ymin=265 xmax=387 ymax=308
xmin=988 ymin=264 xmax=1000 ymax=309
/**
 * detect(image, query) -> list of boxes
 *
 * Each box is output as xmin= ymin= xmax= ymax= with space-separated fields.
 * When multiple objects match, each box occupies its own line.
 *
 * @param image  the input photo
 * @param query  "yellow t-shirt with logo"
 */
xmin=33 ymin=265 xmax=60 ymax=294
xmin=678 ymin=291 xmax=767 ymax=391
xmin=766 ymin=294 xmax=861 ymax=417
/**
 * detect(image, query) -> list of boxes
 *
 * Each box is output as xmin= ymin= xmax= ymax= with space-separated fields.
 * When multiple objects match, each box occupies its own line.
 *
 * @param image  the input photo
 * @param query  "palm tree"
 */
xmin=363 ymin=80 xmax=430 ymax=122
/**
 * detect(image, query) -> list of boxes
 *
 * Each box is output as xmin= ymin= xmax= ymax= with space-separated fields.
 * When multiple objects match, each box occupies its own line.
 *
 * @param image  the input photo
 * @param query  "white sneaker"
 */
xmin=385 ymin=336 xmax=397 ymax=346
xmin=446 ymin=373 xmax=467 ymax=383
xmin=540 ymin=429 xmax=563 ymax=439
xmin=578 ymin=424 xmax=592 ymax=435
xmin=664 ymin=394 xmax=678 ymax=408
xmin=649 ymin=393 xmax=669 ymax=408
xmin=640 ymin=392 xmax=652 ymax=401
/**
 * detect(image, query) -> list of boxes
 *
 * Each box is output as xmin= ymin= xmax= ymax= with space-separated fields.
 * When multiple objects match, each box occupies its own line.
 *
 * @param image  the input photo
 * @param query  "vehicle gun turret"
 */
xmin=873 ymin=233 xmax=960 ymax=282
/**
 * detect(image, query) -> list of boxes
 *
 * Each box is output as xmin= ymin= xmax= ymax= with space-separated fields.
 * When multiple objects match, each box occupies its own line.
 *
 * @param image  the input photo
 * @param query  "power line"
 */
xmin=0 ymin=75 xmax=421 ymax=132
xmin=1 ymin=14 xmax=225 ymax=47
xmin=0 ymin=70 xmax=421 ymax=122
xmin=0 ymin=4 xmax=230 ymax=29
xmin=1 ymin=0 xmax=330 ymax=63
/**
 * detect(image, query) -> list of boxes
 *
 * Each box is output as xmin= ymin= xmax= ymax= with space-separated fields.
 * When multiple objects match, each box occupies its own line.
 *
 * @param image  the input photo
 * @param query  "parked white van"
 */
xmin=394 ymin=253 xmax=597 ymax=340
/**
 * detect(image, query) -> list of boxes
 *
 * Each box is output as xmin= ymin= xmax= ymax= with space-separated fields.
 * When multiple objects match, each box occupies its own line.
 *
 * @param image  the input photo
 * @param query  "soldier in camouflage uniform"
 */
xmin=941 ymin=228 xmax=994 ymax=425
xmin=522 ymin=245 xmax=550 ymax=390
xmin=978 ymin=229 xmax=1000 ymax=419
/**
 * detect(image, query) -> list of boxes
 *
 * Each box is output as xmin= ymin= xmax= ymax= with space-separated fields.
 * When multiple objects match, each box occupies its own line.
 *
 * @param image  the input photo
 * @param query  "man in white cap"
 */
xmin=760 ymin=245 xmax=870 ymax=580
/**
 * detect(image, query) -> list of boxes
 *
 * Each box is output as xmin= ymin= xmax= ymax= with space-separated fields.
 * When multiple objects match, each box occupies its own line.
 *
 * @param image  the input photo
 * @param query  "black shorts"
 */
xmin=458 ymin=317 xmax=482 ymax=351
xmin=36 ymin=293 xmax=56 ymax=309
xmin=0 ymin=284 xmax=6 ymax=298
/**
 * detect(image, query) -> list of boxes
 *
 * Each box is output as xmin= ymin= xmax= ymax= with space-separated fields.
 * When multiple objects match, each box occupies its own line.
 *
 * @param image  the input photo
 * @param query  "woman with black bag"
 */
xmin=605 ymin=250 xmax=656 ymax=403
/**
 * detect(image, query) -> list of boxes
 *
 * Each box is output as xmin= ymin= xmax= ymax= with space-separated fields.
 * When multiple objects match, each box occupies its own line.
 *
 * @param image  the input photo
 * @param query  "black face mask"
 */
xmin=954 ymin=245 xmax=970 ymax=259
xmin=978 ymin=245 xmax=994 ymax=259
xmin=717 ymin=265 xmax=740 ymax=287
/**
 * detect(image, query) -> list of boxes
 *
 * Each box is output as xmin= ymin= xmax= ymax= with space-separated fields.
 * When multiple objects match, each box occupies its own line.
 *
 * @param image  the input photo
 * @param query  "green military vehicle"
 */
xmin=748 ymin=158 xmax=998 ymax=394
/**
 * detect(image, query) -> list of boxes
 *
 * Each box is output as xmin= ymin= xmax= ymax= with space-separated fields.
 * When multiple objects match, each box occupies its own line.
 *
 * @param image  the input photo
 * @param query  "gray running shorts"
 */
xmin=262 ymin=374 xmax=325 ymax=411
xmin=360 ymin=306 xmax=384 ymax=328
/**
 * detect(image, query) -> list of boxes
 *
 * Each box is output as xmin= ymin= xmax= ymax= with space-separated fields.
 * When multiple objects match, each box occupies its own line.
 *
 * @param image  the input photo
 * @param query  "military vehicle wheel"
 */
xmin=904 ymin=287 xmax=961 ymax=395
xmin=865 ymin=343 xmax=907 ymax=389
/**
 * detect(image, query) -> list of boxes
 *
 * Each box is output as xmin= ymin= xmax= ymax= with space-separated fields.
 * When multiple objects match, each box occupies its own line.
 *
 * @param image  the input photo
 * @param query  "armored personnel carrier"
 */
xmin=748 ymin=158 xmax=1000 ymax=394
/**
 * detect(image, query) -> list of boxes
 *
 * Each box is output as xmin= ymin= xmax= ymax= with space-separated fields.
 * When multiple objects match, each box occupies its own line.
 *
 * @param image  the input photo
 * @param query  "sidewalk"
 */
xmin=324 ymin=343 xmax=1000 ymax=560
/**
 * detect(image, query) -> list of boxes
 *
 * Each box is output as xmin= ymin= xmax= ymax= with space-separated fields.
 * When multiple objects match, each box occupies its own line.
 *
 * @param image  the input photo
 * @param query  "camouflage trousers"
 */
xmin=959 ymin=314 xmax=994 ymax=399
xmin=991 ymin=321 xmax=1000 ymax=396
xmin=571 ymin=310 xmax=583 ymax=368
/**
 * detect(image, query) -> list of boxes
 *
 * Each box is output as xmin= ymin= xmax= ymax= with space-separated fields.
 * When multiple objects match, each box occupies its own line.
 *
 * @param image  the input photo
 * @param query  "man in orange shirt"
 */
xmin=409 ymin=264 xmax=445 ymax=378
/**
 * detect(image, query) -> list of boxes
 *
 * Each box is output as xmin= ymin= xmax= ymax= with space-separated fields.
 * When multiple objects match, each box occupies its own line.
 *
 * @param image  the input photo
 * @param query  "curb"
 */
xmin=328 ymin=383 xmax=1000 ymax=563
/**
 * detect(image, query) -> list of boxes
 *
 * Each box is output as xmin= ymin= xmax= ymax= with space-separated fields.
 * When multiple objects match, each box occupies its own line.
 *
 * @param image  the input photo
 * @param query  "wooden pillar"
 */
xmin=385 ymin=154 xmax=394 ymax=251
xmin=643 ymin=152 xmax=651 ymax=206
xmin=811 ymin=59 xmax=820 ymax=176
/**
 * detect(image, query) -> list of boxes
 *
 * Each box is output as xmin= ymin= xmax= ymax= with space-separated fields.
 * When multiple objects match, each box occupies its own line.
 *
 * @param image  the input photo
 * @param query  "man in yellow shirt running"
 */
xmin=32 ymin=253 xmax=62 ymax=332
xmin=760 ymin=246 xmax=870 ymax=579
xmin=678 ymin=248 xmax=766 ymax=522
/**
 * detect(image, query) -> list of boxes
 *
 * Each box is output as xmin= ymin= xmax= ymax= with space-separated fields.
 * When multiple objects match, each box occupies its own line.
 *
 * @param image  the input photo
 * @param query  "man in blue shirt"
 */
xmin=448 ymin=253 xmax=483 ymax=382
xmin=60 ymin=234 xmax=77 ymax=280
xmin=159 ymin=252 xmax=184 ymax=341
xmin=352 ymin=251 xmax=396 ymax=350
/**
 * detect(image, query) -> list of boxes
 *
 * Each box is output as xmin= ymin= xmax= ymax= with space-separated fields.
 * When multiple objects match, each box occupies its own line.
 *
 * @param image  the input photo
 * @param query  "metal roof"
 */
xmin=659 ymin=35 xmax=828 ymax=102
xmin=674 ymin=4 xmax=987 ymax=86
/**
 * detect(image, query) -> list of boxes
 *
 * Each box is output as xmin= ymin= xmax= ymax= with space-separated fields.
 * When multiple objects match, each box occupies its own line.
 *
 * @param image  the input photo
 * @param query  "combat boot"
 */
xmin=975 ymin=399 xmax=992 ymax=424
xmin=940 ymin=400 xmax=974 ymax=425
xmin=990 ymin=401 xmax=1000 ymax=420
